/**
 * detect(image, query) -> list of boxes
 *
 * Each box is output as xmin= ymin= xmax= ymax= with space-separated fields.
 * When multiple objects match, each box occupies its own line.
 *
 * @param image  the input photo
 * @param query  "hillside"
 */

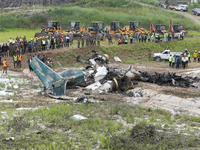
xmin=0 ymin=0 xmax=77 ymax=8
xmin=0 ymin=0 xmax=199 ymax=31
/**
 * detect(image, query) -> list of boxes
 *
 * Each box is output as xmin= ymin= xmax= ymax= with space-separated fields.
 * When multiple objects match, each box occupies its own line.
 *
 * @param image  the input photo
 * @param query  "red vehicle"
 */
xmin=169 ymin=20 xmax=187 ymax=35
xmin=150 ymin=23 xmax=167 ymax=35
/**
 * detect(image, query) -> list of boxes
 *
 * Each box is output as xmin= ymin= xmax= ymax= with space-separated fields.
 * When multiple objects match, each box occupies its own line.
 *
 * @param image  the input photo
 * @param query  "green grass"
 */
xmin=62 ymin=37 xmax=200 ymax=66
xmin=0 ymin=28 xmax=40 ymax=43
xmin=0 ymin=0 xmax=199 ymax=31
xmin=188 ymin=30 xmax=200 ymax=36
xmin=1 ymin=102 xmax=200 ymax=149
xmin=137 ymin=0 xmax=159 ymax=4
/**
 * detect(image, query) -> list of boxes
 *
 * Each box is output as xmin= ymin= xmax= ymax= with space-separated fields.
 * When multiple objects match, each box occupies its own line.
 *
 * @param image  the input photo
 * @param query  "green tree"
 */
xmin=165 ymin=0 xmax=169 ymax=5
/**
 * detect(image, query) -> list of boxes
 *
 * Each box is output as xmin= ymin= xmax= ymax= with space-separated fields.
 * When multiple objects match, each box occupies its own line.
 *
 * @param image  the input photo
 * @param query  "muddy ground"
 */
xmin=3 ymin=56 xmax=200 ymax=116
xmin=2 ymin=42 xmax=200 ymax=116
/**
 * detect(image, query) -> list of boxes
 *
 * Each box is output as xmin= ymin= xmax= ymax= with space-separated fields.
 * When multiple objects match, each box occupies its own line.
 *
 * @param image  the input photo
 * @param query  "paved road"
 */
xmin=134 ymin=1 xmax=200 ymax=25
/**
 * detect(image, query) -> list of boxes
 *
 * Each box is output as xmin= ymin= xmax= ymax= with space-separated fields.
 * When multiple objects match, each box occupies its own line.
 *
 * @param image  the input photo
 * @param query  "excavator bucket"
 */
xmin=35 ymin=32 xmax=49 ymax=38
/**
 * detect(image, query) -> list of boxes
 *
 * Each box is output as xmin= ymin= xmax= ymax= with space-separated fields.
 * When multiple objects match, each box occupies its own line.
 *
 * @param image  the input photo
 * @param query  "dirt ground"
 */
xmin=0 ymin=40 xmax=199 ymax=117
xmin=4 ymin=55 xmax=200 ymax=116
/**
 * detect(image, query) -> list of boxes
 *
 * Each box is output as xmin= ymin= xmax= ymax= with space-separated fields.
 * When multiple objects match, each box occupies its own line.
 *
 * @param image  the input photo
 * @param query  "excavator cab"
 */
xmin=70 ymin=21 xmax=80 ymax=30
xmin=129 ymin=21 xmax=139 ymax=30
xmin=47 ymin=21 xmax=61 ymax=34
xmin=87 ymin=21 xmax=104 ymax=34
xmin=67 ymin=21 xmax=85 ymax=36
xmin=111 ymin=21 xmax=120 ymax=31
xmin=48 ymin=21 xmax=58 ymax=30
xmin=134 ymin=21 xmax=139 ymax=28
xmin=156 ymin=24 xmax=166 ymax=34
xmin=129 ymin=22 xmax=135 ymax=31
xmin=173 ymin=25 xmax=184 ymax=32
xmin=92 ymin=21 xmax=103 ymax=30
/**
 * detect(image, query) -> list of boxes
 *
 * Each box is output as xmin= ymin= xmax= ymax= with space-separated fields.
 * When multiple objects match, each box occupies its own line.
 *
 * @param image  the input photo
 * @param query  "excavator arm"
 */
xmin=150 ymin=23 xmax=156 ymax=34
xmin=169 ymin=20 xmax=174 ymax=32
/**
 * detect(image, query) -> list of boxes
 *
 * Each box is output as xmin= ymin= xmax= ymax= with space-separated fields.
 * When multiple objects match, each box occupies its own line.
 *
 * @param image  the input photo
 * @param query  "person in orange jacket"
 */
xmin=17 ymin=54 xmax=22 ymax=68
xmin=3 ymin=59 xmax=7 ymax=74
xmin=193 ymin=50 xmax=198 ymax=62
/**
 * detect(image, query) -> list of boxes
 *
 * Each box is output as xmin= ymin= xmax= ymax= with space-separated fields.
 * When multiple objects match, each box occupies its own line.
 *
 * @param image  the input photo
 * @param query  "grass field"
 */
xmin=0 ymin=0 xmax=199 ymax=31
xmin=137 ymin=0 xmax=159 ymax=4
xmin=1 ymin=100 xmax=200 ymax=149
xmin=0 ymin=29 xmax=40 ymax=43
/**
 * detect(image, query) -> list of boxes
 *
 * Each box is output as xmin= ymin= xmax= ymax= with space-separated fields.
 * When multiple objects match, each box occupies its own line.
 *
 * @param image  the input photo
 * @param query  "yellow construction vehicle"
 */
xmin=123 ymin=21 xmax=147 ymax=35
xmin=87 ymin=21 xmax=104 ymax=34
xmin=66 ymin=21 xmax=85 ymax=35
xmin=105 ymin=21 xmax=127 ymax=39
xmin=35 ymin=21 xmax=63 ymax=38
xmin=87 ymin=21 xmax=109 ymax=41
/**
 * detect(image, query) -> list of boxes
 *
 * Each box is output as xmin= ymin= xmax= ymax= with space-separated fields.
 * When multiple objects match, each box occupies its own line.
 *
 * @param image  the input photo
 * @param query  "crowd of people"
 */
xmin=168 ymin=49 xmax=200 ymax=69
xmin=77 ymin=34 xmax=101 ymax=48
xmin=117 ymin=32 xmax=183 ymax=45
xmin=0 ymin=33 xmax=74 ymax=61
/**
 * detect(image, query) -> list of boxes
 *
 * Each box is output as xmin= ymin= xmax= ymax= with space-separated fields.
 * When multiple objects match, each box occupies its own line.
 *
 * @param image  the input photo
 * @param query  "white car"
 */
xmin=175 ymin=4 xmax=188 ymax=12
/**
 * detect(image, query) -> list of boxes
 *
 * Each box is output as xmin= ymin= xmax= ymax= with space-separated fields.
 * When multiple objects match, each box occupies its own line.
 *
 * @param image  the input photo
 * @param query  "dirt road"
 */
xmin=134 ymin=1 xmax=200 ymax=25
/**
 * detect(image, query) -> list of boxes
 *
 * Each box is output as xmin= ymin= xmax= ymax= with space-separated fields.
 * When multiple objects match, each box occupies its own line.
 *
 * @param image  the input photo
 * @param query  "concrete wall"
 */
xmin=0 ymin=0 xmax=76 ymax=8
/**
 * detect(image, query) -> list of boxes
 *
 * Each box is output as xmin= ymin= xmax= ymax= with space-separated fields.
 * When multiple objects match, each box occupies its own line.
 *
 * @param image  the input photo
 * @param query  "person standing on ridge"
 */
xmin=3 ymin=59 xmax=7 ymax=74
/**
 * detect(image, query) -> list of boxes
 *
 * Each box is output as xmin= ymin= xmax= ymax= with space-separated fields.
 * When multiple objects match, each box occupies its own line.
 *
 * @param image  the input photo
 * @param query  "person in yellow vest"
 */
xmin=3 ymin=59 xmax=7 ymax=74
xmin=188 ymin=52 xmax=191 ymax=63
xmin=169 ymin=54 xmax=172 ymax=67
xmin=13 ymin=53 xmax=18 ymax=68
xmin=17 ymin=54 xmax=22 ymax=68
xmin=193 ymin=50 xmax=198 ymax=62
xmin=42 ymin=38 xmax=46 ymax=51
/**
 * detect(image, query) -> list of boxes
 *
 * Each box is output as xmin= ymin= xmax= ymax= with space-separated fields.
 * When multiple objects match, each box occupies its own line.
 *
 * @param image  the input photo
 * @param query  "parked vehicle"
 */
xmin=153 ymin=50 xmax=183 ymax=62
xmin=175 ymin=4 xmax=188 ymax=12
xmin=192 ymin=8 xmax=200 ymax=15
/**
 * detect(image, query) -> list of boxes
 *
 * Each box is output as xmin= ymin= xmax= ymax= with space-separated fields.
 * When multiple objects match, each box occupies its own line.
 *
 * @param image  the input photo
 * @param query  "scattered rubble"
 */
xmin=114 ymin=56 xmax=122 ymax=63
xmin=1 ymin=137 xmax=14 ymax=141
xmin=71 ymin=115 xmax=88 ymax=121
xmin=30 ymin=50 xmax=200 ymax=97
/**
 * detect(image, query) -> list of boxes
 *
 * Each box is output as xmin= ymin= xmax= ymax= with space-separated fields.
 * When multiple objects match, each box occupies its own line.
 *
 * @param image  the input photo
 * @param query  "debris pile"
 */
xmin=30 ymin=50 xmax=200 ymax=96
xmin=138 ymin=71 xmax=200 ymax=88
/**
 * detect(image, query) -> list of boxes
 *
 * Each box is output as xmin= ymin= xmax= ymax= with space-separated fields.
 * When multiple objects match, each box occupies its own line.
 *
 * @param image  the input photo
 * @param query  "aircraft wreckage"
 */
xmin=30 ymin=50 xmax=200 ymax=96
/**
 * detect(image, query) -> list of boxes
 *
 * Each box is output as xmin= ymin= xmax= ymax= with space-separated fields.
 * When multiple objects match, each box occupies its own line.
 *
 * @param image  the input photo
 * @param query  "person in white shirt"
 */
xmin=8 ymin=38 xmax=12 ymax=44
xmin=47 ymin=38 xmax=50 ymax=50
xmin=182 ymin=54 xmax=188 ymax=69
xmin=12 ymin=38 xmax=15 ymax=44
